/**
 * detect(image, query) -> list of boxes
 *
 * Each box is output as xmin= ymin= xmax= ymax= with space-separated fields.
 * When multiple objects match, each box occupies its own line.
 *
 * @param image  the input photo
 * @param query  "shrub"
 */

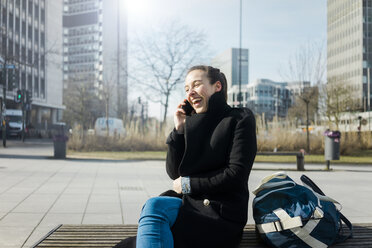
xmin=257 ymin=128 xmax=371 ymax=155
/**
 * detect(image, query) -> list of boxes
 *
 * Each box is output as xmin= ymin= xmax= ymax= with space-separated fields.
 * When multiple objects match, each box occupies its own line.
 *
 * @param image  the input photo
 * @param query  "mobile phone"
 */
xmin=182 ymin=100 xmax=194 ymax=116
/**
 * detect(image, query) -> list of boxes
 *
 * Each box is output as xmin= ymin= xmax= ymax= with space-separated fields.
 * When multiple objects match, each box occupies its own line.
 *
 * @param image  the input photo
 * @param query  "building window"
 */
xmin=34 ymin=76 xmax=39 ymax=97
xmin=28 ymin=0 xmax=33 ymax=15
xmin=40 ymin=78 xmax=45 ymax=99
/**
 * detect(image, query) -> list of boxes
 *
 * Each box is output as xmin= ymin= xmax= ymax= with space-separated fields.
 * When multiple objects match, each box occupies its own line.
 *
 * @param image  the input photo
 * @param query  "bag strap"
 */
xmin=274 ymin=208 xmax=328 ymax=248
xmin=300 ymin=175 xmax=353 ymax=241
xmin=300 ymin=175 xmax=325 ymax=195
xmin=336 ymin=212 xmax=353 ymax=242
xmin=252 ymin=172 xmax=289 ymax=194
xmin=256 ymin=208 xmax=303 ymax=233
xmin=252 ymin=181 xmax=296 ymax=195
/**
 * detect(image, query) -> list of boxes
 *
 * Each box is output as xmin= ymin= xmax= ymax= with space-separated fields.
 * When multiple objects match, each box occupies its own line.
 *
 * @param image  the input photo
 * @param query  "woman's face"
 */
xmin=184 ymin=70 xmax=221 ymax=114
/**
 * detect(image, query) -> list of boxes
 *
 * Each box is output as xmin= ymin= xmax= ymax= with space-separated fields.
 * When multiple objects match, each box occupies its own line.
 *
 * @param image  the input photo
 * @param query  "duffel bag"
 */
xmin=252 ymin=172 xmax=352 ymax=248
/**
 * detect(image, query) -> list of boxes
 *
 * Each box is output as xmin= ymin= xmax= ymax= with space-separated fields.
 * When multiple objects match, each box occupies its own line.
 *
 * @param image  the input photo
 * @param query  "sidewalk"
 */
xmin=0 ymin=140 xmax=371 ymax=247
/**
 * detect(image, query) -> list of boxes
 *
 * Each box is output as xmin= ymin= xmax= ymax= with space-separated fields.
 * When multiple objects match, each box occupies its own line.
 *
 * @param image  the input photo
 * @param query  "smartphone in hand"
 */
xmin=182 ymin=100 xmax=194 ymax=116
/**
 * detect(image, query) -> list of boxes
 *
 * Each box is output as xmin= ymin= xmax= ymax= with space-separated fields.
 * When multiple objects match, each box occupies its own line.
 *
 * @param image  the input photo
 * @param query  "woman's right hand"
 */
xmin=174 ymin=99 xmax=187 ymax=133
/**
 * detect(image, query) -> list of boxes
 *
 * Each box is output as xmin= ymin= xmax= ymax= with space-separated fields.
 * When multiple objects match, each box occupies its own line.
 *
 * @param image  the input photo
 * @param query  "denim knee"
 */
xmin=139 ymin=196 xmax=182 ymax=226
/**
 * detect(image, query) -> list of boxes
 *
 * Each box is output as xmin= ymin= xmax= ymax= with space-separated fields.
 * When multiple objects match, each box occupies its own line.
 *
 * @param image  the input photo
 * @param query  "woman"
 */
xmin=115 ymin=65 xmax=257 ymax=248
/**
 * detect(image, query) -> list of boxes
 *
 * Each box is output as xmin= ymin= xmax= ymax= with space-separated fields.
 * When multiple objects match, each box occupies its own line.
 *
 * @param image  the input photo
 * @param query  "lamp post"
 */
xmin=1 ymin=24 xmax=7 ymax=147
xmin=368 ymin=67 xmax=371 ymax=132
xmin=238 ymin=0 xmax=243 ymax=107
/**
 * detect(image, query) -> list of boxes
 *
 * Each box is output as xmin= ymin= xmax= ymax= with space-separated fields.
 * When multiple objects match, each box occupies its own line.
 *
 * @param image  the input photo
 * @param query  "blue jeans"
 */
xmin=136 ymin=196 xmax=182 ymax=248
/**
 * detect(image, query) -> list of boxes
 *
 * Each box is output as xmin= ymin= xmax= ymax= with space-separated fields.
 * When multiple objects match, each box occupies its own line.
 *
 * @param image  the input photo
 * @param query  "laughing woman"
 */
xmin=115 ymin=65 xmax=257 ymax=248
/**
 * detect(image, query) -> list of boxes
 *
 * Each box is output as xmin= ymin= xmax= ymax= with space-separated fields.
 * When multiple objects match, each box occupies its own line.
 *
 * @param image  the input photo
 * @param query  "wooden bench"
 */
xmin=256 ymin=152 xmax=305 ymax=171
xmin=32 ymin=223 xmax=370 ymax=248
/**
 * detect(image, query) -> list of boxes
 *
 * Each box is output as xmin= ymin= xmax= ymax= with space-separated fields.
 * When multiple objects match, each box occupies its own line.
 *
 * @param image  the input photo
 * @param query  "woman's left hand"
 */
xmin=173 ymin=177 xmax=182 ymax=194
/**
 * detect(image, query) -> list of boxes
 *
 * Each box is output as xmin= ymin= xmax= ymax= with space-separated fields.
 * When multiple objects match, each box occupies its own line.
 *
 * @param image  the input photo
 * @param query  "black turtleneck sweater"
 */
xmin=165 ymin=90 xmax=257 ymax=248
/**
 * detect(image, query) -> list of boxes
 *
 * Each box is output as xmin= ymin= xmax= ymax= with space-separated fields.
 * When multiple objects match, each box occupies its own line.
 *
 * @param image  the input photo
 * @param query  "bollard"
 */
xmin=296 ymin=153 xmax=305 ymax=171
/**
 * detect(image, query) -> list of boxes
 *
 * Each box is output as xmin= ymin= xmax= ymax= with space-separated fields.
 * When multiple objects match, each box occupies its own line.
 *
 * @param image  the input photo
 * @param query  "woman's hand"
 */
xmin=174 ymin=99 xmax=188 ymax=133
xmin=173 ymin=177 xmax=182 ymax=194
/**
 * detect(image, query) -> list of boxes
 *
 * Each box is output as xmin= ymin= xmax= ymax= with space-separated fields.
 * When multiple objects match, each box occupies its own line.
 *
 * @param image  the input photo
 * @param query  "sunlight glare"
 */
xmin=126 ymin=0 xmax=150 ymax=16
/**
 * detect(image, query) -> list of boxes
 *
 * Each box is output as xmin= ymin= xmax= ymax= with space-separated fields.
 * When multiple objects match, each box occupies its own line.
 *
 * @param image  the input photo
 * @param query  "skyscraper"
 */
xmin=63 ymin=0 xmax=127 ymax=118
xmin=0 ymin=0 xmax=64 ymax=126
xmin=327 ymin=0 xmax=371 ymax=111
xmin=211 ymin=48 xmax=249 ymax=107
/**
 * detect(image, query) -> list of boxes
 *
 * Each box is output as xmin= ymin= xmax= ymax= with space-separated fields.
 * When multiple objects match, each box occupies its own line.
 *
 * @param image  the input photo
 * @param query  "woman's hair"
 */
xmin=187 ymin=65 xmax=228 ymax=101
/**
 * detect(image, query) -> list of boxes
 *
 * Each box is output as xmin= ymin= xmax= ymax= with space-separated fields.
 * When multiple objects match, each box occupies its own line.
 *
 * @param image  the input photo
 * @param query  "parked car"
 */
xmin=94 ymin=117 xmax=125 ymax=137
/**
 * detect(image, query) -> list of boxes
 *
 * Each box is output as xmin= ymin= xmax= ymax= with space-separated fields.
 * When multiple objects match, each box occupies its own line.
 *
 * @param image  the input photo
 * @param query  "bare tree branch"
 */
xmin=130 ymin=20 xmax=208 ymax=124
xmin=281 ymin=41 xmax=326 ymax=153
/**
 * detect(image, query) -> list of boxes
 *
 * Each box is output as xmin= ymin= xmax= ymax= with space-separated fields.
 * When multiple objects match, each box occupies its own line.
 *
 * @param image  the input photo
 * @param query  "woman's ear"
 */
xmin=215 ymin=81 xmax=222 ymax=92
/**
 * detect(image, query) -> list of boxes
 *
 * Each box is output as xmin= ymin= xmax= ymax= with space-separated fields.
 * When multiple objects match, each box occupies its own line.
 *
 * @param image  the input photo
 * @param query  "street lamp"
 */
xmin=1 ymin=5 xmax=9 ymax=147
xmin=238 ymin=0 xmax=243 ymax=107
xmin=368 ymin=67 xmax=371 ymax=132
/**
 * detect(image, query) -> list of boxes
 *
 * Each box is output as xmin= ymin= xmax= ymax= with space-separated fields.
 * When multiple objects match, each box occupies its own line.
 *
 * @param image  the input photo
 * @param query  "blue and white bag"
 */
xmin=252 ymin=172 xmax=352 ymax=248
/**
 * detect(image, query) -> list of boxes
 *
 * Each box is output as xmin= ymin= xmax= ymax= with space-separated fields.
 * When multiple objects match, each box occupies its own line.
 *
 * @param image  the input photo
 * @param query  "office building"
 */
xmin=245 ymin=79 xmax=292 ymax=120
xmin=211 ymin=48 xmax=310 ymax=119
xmin=286 ymin=80 xmax=311 ymax=104
xmin=211 ymin=48 xmax=249 ymax=106
xmin=327 ymin=0 xmax=371 ymax=111
xmin=63 ymin=0 xmax=128 ymax=118
xmin=0 ymin=0 xmax=64 ymax=128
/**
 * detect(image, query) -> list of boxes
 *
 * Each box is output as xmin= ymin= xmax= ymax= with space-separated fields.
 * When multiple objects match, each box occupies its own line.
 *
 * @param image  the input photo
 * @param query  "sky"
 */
xmin=125 ymin=0 xmax=327 ymax=119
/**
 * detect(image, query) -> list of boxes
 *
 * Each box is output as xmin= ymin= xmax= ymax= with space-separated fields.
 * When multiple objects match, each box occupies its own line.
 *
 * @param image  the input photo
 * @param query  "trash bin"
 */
xmin=53 ymin=135 xmax=68 ymax=159
xmin=53 ymin=124 xmax=68 ymax=159
xmin=324 ymin=130 xmax=341 ymax=161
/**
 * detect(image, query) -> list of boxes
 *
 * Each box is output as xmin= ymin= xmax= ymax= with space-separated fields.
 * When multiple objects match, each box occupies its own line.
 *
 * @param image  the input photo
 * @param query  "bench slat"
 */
xmin=32 ymin=224 xmax=370 ymax=248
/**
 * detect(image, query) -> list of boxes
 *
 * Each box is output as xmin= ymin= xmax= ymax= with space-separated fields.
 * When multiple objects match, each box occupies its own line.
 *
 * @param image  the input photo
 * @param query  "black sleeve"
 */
xmin=165 ymin=128 xmax=185 ymax=180
xmin=189 ymin=111 xmax=257 ymax=194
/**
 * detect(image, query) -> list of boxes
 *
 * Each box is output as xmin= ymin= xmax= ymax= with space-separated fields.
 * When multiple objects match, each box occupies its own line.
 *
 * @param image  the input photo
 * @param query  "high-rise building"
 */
xmin=211 ymin=48 xmax=249 ymax=107
xmin=245 ymin=79 xmax=292 ymax=120
xmin=63 ymin=0 xmax=127 ymax=118
xmin=0 ymin=0 xmax=64 ymax=127
xmin=327 ymin=0 xmax=371 ymax=111
xmin=286 ymin=80 xmax=311 ymax=104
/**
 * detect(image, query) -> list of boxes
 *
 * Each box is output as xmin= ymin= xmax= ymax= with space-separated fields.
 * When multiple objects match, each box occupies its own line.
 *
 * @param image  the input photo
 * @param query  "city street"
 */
xmin=0 ymin=140 xmax=372 ymax=248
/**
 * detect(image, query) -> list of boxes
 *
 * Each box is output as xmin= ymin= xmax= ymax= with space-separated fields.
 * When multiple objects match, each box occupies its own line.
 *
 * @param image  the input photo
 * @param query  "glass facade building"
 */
xmin=63 ymin=0 xmax=127 ymax=118
xmin=1 ymin=0 xmax=46 ymax=98
xmin=327 ymin=0 xmax=372 ymax=111
xmin=1 ymin=0 xmax=64 ymax=127
xmin=211 ymin=48 xmax=249 ymax=89
xmin=245 ymin=79 xmax=292 ymax=120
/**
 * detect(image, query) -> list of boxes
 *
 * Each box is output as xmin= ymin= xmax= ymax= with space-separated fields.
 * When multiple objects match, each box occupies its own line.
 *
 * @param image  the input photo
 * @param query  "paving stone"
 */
xmin=85 ymin=202 xmax=122 ymax=214
xmin=12 ymin=194 xmax=58 ymax=213
xmin=82 ymin=214 xmax=123 ymax=224
xmin=39 ymin=213 xmax=83 ymax=225
xmin=0 ymin=226 xmax=35 ymax=247
xmin=0 ymin=201 xmax=20 ymax=213
xmin=0 ymin=213 xmax=44 ymax=227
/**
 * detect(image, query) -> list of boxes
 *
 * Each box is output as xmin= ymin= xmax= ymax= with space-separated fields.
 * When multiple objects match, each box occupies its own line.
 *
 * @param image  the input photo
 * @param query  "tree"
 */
xmin=288 ymin=87 xmax=319 ymax=126
xmin=281 ymin=41 xmax=326 ymax=153
xmin=99 ymin=75 xmax=120 ymax=137
xmin=319 ymin=77 xmax=355 ymax=130
xmin=130 ymin=21 xmax=208 ymax=126
xmin=63 ymin=82 xmax=100 ymax=139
